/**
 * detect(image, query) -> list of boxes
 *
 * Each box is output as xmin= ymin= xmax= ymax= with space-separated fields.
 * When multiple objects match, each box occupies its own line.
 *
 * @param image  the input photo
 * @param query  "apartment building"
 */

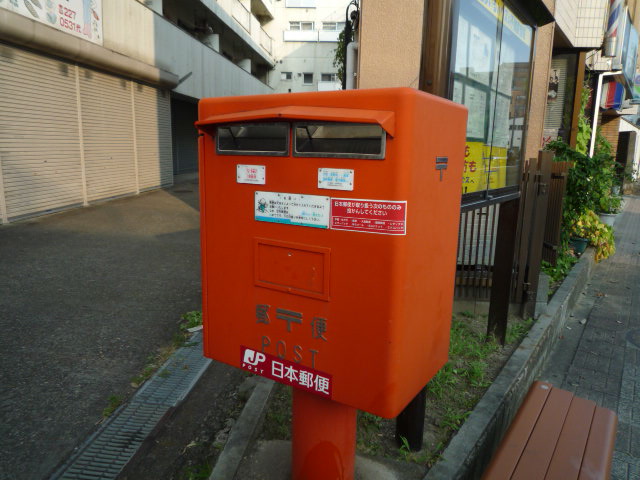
xmin=265 ymin=0 xmax=349 ymax=93
xmin=0 ymin=0 xmax=274 ymax=223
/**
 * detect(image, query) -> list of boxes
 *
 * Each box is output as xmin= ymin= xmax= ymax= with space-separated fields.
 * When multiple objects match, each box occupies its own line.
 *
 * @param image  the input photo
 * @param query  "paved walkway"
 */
xmin=0 ymin=181 xmax=203 ymax=480
xmin=541 ymin=195 xmax=640 ymax=479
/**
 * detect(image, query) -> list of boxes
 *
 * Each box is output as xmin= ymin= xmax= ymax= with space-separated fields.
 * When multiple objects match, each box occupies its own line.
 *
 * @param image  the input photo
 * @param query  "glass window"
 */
xmin=281 ymin=71 xmax=293 ymax=80
xmin=451 ymin=0 xmax=534 ymax=198
xmin=321 ymin=73 xmax=338 ymax=82
xmin=294 ymin=123 xmax=386 ymax=159
xmin=322 ymin=22 xmax=345 ymax=31
xmin=303 ymin=72 xmax=314 ymax=84
xmin=290 ymin=21 xmax=314 ymax=31
xmin=216 ymin=123 xmax=289 ymax=156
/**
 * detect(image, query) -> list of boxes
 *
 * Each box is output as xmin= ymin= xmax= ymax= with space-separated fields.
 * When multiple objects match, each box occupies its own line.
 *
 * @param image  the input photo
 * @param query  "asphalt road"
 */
xmin=0 ymin=180 xmax=202 ymax=480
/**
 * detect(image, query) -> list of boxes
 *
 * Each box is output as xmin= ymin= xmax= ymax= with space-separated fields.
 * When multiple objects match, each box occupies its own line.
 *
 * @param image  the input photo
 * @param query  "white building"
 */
xmin=265 ymin=0 xmax=349 ymax=93
xmin=0 ymin=0 xmax=275 ymax=223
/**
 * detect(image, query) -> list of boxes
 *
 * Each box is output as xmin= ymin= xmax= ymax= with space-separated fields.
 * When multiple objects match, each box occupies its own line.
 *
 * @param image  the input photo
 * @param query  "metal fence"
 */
xmin=455 ymin=203 xmax=500 ymax=300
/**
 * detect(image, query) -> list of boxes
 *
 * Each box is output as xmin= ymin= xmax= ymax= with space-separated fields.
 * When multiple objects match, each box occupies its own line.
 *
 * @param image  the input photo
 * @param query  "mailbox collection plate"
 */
xmin=237 ymin=164 xmax=266 ymax=185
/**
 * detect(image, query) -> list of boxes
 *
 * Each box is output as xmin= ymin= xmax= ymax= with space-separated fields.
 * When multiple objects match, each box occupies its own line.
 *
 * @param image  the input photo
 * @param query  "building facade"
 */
xmin=0 ymin=0 xmax=274 ymax=223
xmin=265 ymin=0 xmax=347 ymax=93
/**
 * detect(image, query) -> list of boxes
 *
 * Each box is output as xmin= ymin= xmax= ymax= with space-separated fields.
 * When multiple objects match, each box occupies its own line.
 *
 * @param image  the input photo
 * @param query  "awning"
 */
xmin=196 ymin=105 xmax=396 ymax=137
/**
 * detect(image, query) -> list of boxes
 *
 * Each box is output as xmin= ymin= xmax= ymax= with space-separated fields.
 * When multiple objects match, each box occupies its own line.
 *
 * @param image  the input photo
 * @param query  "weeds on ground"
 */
xmin=180 ymin=311 xmax=203 ymax=332
xmin=179 ymin=463 xmax=212 ymax=480
xmin=102 ymin=395 xmax=122 ymax=418
xmin=130 ymin=310 xmax=202 ymax=388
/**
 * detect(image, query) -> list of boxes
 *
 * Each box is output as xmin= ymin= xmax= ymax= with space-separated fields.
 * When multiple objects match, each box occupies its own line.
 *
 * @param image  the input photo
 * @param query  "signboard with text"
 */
xmin=1 ymin=0 xmax=103 ymax=45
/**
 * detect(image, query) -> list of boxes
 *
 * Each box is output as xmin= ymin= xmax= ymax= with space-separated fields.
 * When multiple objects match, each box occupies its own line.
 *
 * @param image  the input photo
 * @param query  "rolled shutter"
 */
xmin=79 ymin=68 xmax=137 ymax=202
xmin=0 ymin=44 xmax=83 ymax=220
xmin=133 ymin=83 xmax=173 ymax=190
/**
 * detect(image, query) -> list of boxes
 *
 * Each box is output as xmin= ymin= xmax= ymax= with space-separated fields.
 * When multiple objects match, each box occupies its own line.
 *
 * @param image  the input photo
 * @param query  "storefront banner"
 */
xmin=0 ymin=0 xmax=103 ymax=46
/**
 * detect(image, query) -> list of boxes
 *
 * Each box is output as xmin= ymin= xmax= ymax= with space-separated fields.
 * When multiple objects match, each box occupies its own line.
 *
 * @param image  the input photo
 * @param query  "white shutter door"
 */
xmin=544 ymin=58 xmax=568 ymax=130
xmin=133 ymin=83 xmax=173 ymax=190
xmin=0 ymin=44 xmax=83 ymax=220
xmin=79 ymin=68 xmax=136 ymax=201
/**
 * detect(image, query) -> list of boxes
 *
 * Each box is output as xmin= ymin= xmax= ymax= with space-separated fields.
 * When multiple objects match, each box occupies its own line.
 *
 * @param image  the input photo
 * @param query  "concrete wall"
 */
xmin=102 ymin=0 xmax=271 ymax=99
xmin=357 ymin=0 xmax=424 ymax=89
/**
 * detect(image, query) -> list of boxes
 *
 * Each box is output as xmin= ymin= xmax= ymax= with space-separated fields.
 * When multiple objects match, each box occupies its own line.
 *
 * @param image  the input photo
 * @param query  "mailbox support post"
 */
xmin=292 ymin=389 xmax=357 ymax=480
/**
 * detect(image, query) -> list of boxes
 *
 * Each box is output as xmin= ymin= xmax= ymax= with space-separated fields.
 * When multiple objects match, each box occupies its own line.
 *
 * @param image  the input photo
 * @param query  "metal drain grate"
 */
xmin=52 ymin=334 xmax=211 ymax=480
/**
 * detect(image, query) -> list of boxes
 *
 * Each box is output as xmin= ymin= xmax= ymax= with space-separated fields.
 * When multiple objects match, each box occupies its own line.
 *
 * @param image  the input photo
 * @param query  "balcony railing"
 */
xmin=233 ymin=0 xmax=251 ymax=33
xmin=260 ymin=28 xmax=273 ymax=54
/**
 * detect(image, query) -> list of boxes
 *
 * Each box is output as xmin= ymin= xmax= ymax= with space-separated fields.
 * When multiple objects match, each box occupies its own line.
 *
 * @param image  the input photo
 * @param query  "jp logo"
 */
xmin=243 ymin=349 xmax=266 ymax=366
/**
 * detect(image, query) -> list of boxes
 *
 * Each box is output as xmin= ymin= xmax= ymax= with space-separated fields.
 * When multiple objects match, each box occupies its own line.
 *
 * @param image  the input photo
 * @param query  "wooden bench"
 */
xmin=482 ymin=381 xmax=617 ymax=480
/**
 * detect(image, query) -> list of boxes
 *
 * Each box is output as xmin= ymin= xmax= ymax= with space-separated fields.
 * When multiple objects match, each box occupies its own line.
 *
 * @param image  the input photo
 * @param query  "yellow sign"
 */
xmin=462 ymin=142 xmax=507 ymax=194
xmin=462 ymin=142 xmax=486 ymax=194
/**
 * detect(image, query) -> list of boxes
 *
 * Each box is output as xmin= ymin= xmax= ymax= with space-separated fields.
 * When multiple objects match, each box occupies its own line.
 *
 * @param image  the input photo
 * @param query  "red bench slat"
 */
xmin=482 ymin=382 xmax=617 ymax=480
xmin=482 ymin=382 xmax=552 ymax=479
xmin=545 ymin=396 xmax=596 ymax=479
xmin=511 ymin=387 xmax=574 ymax=480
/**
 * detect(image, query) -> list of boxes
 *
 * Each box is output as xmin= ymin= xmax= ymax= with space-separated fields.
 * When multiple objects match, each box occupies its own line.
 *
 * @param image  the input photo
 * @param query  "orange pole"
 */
xmin=291 ymin=388 xmax=357 ymax=480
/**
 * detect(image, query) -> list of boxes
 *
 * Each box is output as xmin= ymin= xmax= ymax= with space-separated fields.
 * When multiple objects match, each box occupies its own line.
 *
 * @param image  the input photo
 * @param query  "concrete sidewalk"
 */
xmin=0 ymin=181 xmax=204 ymax=480
xmin=541 ymin=195 xmax=640 ymax=479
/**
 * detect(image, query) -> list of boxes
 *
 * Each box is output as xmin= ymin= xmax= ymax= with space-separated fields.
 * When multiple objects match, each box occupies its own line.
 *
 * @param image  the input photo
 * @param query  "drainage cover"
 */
xmin=52 ymin=333 xmax=210 ymax=480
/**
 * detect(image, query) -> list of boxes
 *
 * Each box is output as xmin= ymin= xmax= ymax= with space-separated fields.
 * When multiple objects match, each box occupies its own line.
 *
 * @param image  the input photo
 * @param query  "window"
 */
xmin=450 ymin=0 xmax=534 ymax=199
xmin=321 ymin=73 xmax=339 ymax=82
xmin=289 ymin=21 xmax=314 ymax=31
xmin=303 ymin=73 xmax=314 ymax=84
xmin=294 ymin=123 xmax=386 ymax=159
xmin=216 ymin=123 xmax=289 ymax=156
xmin=281 ymin=71 xmax=293 ymax=80
xmin=322 ymin=22 xmax=345 ymax=31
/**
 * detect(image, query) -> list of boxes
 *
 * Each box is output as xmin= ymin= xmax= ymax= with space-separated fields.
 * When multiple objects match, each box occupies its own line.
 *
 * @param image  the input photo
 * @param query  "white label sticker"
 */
xmin=255 ymin=192 xmax=330 ymax=228
xmin=318 ymin=168 xmax=355 ymax=191
xmin=237 ymin=165 xmax=266 ymax=185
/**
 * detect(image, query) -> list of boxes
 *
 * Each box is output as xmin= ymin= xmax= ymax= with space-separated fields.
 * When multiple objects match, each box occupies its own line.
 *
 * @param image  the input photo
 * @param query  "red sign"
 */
xmin=330 ymin=198 xmax=407 ymax=235
xmin=240 ymin=347 xmax=333 ymax=399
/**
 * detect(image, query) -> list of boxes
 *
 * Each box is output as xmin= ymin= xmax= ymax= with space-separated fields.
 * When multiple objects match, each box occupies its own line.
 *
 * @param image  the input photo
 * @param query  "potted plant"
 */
xmin=598 ymin=193 xmax=622 ymax=226
xmin=569 ymin=210 xmax=615 ymax=262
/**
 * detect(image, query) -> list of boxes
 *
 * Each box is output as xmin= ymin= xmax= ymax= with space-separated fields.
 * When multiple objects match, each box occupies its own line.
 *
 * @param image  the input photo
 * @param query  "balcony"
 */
xmin=233 ymin=0 xmax=252 ymax=33
xmin=284 ymin=30 xmax=319 ymax=42
xmin=319 ymin=30 xmax=340 ymax=42
xmin=286 ymin=0 xmax=316 ymax=7
xmin=251 ymin=0 xmax=275 ymax=21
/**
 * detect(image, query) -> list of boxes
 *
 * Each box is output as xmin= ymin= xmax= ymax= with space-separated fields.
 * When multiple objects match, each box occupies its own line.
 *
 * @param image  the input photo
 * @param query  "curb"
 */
xmin=209 ymin=378 xmax=275 ymax=480
xmin=424 ymin=249 xmax=595 ymax=480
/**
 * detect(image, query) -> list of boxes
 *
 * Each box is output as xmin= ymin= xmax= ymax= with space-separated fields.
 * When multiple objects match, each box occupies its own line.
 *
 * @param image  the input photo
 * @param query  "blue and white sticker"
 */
xmin=255 ymin=192 xmax=330 ymax=229
xmin=318 ymin=168 xmax=354 ymax=191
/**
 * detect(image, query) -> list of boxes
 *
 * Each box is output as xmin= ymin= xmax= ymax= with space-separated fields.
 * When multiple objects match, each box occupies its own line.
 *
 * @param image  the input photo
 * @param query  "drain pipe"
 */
xmin=589 ymin=70 xmax=622 ymax=157
xmin=346 ymin=41 xmax=358 ymax=89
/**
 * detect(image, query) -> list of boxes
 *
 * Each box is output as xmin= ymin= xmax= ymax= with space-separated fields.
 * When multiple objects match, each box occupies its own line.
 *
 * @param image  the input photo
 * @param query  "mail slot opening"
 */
xmin=294 ymin=123 xmax=386 ymax=159
xmin=217 ymin=122 xmax=289 ymax=156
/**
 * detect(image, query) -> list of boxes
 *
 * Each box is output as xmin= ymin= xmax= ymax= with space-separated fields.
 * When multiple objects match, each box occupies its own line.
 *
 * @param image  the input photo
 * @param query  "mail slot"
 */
xmin=196 ymin=87 xmax=467 ymax=418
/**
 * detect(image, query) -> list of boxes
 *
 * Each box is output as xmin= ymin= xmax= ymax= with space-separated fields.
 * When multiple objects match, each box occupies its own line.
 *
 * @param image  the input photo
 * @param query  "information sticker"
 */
xmin=318 ymin=168 xmax=354 ymax=191
xmin=255 ymin=191 xmax=330 ymax=228
xmin=331 ymin=198 xmax=407 ymax=235
xmin=237 ymin=165 xmax=266 ymax=185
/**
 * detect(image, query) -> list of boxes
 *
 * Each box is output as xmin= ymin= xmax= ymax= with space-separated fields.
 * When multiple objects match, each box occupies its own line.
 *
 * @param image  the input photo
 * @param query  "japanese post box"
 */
xmin=196 ymin=87 xmax=467 ymax=418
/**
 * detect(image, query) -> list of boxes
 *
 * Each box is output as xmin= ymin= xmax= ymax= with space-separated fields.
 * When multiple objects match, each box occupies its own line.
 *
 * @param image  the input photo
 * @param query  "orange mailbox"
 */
xmin=197 ymin=88 xmax=466 ymax=476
